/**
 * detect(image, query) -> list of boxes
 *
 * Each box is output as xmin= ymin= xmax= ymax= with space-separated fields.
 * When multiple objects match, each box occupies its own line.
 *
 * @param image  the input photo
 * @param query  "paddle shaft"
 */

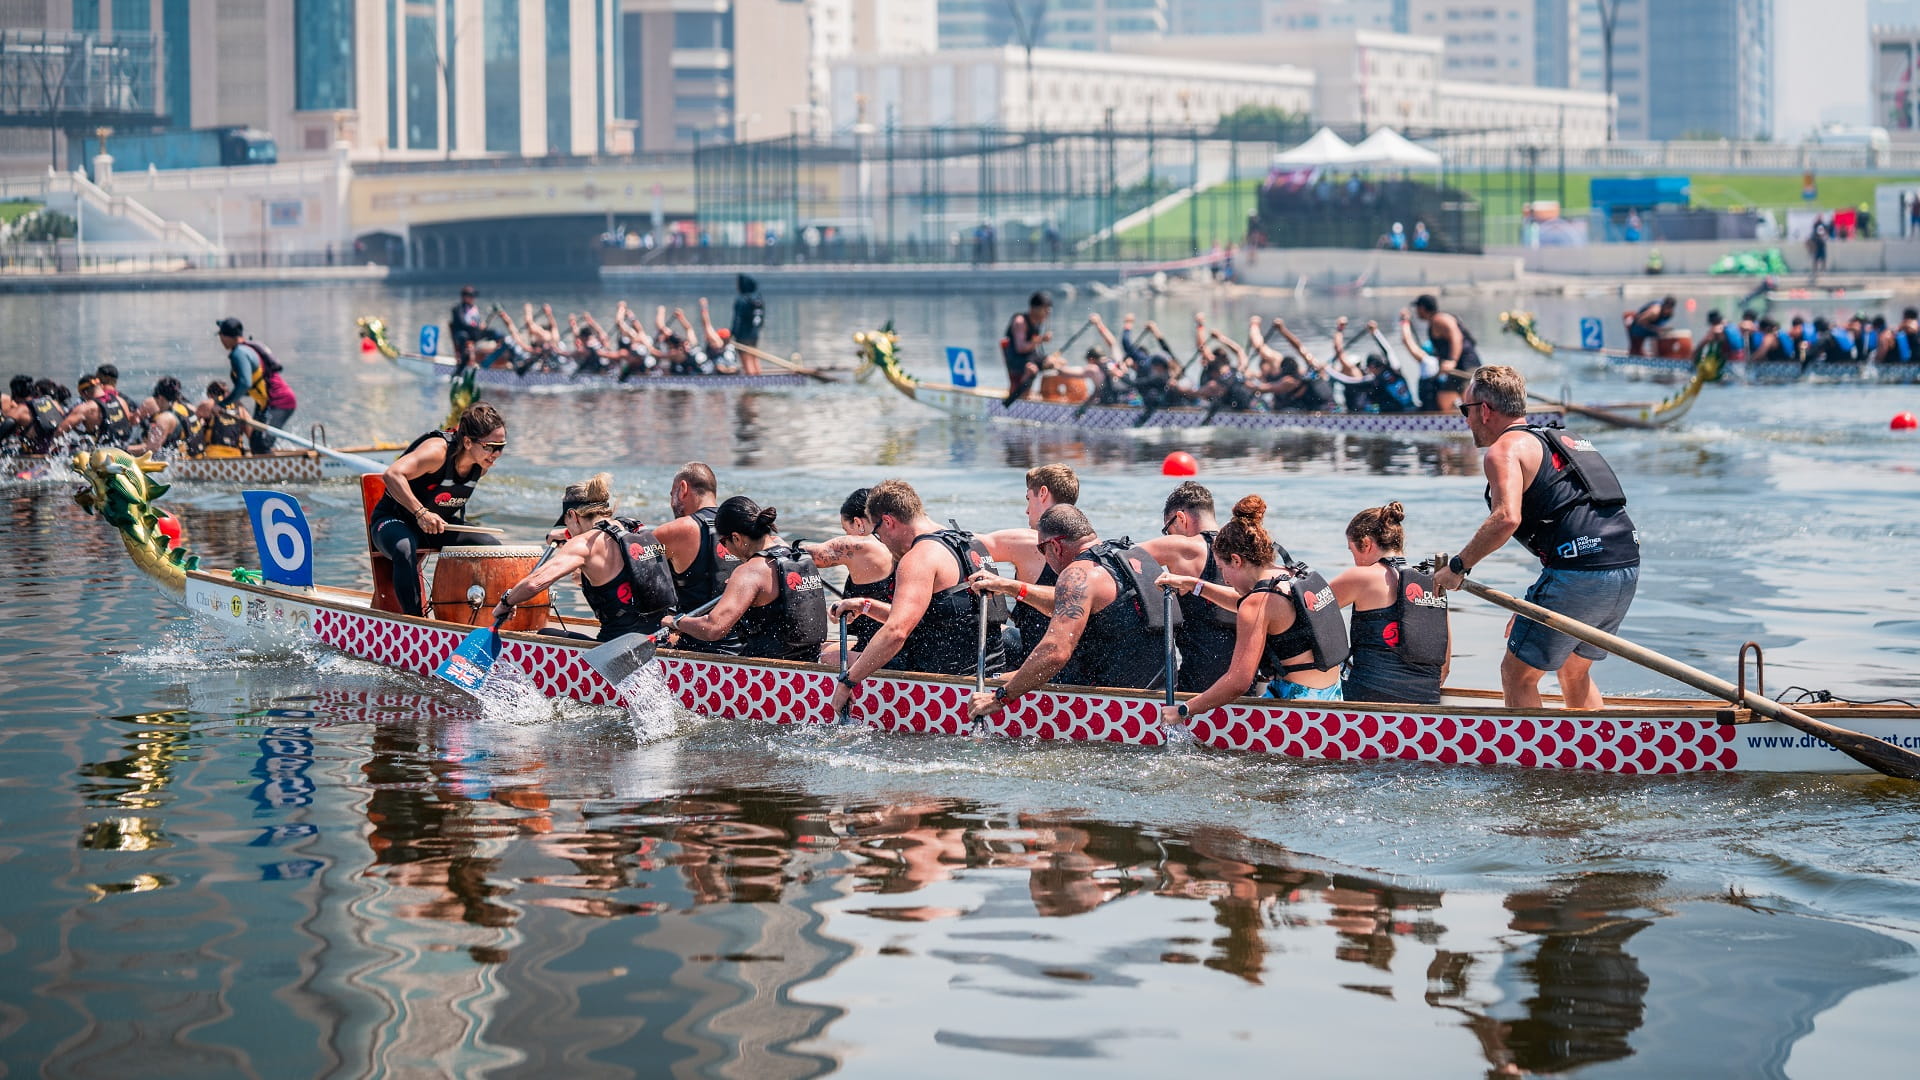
xmin=1448 ymin=571 xmax=1920 ymax=780
xmin=838 ymin=612 xmax=852 ymax=721
xmin=439 ymin=523 xmax=506 ymax=535
xmin=733 ymin=340 xmax=832 ymax=382
xmin=242 ymin=417 xmax=388 ymax=472
xmin=1525 ymin=391 xmax=1659 ymax=432
xmin=1162 ymin=587 xmax=1177 ymax=707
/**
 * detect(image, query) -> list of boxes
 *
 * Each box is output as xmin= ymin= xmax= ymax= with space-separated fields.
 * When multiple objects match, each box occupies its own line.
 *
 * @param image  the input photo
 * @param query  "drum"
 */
xmin=1655 ymin=329 xmax=1694 ymax=359
xmin=1038 ymin=373 xmax=1091 ymax=403
xmin=429 ymin=545 xmax=551 ymax=632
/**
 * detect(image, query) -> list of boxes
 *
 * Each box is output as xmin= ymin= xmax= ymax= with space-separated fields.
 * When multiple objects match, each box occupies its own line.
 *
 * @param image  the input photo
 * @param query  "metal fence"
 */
xmin=0 ymin=29 xmax=163 ymax=127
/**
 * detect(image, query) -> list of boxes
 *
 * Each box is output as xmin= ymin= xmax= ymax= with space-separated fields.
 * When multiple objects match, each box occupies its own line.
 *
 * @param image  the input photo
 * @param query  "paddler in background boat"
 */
xmin=93 ymin=364 xmax=133 ymax=416
xmin=1259 ymin=317 xmax=1334 ymax=412
xmin=1002 ymin=291 xmax=1057 ymax=402
xmin=1193 ymin=315 xmax=1257 ymax=413
xmin=1328 ymin=502 xmax=1448 ymax=705
xmin=1746 ymin=318 xmax=1791 ymax=363
xmin=1875 ymin=308 xmax=1920 ymax=364
xmin=215 ymin=316 xmax=295 ymax=453
xmin=1433 ymin=366 xmax=1640 ymax=709
xmin=968 ymin=464 xmax=1080 ymax=667
xmin=1737 ymin=309 xmax=1763 ymax=358
xmin=1328 ymin=320 xmax=1417 ymax=413
xmin=668 ymin=496 xmax=828 ymax=662
xmin=368 ymin=403 xmax=508 ymax=619
xmin=448 ymin=285 xmax=507 ymax=370
xmin=1692 ymin=309 xmax=1742 ymax=365
xmin=1810 ymin=317 xmax=1856 ymax=365
xmin=829 ymin=480 xmax=1006 ymax=717
xmin=793 ymin=487 xmax=894 ymax=663
xmin=654 ymin=462 xmax=743 ymax=655
xmin=196 ymin=382 xmax=251 ymax=456
xmin=1153 ymin=496 xmax=1348 ymax=722
xmin=1621 ymin=296 xmax=1675 ymax=358
xmin=0 ymin=374 xmax=35 ymax=448
xmin=695 ymin=299 xmax=745 ymax=375
xmin=966 ymin=505 xmax=1175 ymax=721
xmin=131 ymin=377 xmax=193 ymax=454
xmin=493 ymin=472 xmax=678 ymax=642
xmin=1042 ymin=314 xmax=1129 ymax=404
xmin=1116 ymin=315 xmax=1194 ymax=408
xmin=1405 ymin=295 xmax=1479 ymax=410
xmin=54 ymin=373 xmax=137 ymax=446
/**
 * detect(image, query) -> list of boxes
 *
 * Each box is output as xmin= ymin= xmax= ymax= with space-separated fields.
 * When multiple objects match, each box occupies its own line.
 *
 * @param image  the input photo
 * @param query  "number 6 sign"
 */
xmin=242 ymin=490 xmax=315 ymax=587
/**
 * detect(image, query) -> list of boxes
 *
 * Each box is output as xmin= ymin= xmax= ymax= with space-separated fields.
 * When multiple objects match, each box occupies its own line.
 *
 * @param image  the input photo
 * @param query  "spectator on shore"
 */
xmin=1412 ymin=222 xmax=1430 ymax=251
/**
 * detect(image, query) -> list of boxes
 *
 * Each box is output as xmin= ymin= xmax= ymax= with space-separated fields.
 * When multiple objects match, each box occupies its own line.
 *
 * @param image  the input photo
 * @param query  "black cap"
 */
xmin=215 ymin=317 xmax=244 ymax=337
xmin=461 ymin=285 xmax=477 ymax=297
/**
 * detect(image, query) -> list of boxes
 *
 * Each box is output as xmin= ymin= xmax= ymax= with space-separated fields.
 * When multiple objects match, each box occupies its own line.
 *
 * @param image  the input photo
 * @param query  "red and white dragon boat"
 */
xmin=71 ymin=447 xmax=1920 ymax=776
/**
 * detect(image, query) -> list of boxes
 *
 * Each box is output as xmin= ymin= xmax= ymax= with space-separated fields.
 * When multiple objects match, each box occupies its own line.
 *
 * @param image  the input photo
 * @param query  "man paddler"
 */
xmin=1432 ymin=366 xmax=1639 ymax=709
xmin=965 ymin=506 xmax=1175 ymax=721
xmin=975 ymin=463 xmax=1079 ymax=666
xmin=1404 ymin=295 xmax=1479 ymax=411
xmin=493 ymin=472 xmax=678 ymax=641
xmin=1002 ymin=291 xmax=1056 ymax=404
xmin=215 ymin=316 xmax=295 ymax=453
xmin=828 ymin=480 xmax=1006 ymax=717
xmin=651 ymin=462 xmax=743 ymax=654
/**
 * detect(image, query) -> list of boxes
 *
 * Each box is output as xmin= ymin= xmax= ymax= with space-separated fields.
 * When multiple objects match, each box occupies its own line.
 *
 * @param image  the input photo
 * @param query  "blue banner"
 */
xmin=946 ymin=347 xmax=977 ymax=388
xmin=241 ymin=490 xmax=314 ymax=587
xmin=419 ymin=324 xmax=439 ymax=357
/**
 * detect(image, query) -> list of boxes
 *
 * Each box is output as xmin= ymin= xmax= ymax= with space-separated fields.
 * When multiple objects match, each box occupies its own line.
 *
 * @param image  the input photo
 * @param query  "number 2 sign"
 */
xmin=242 ymin=490 xmax=315 ymax=587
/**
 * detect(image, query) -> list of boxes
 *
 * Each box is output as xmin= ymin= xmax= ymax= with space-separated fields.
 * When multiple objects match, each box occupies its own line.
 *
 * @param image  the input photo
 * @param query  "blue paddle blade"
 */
xmin=434 ymin=626 xmax=502 ymax=692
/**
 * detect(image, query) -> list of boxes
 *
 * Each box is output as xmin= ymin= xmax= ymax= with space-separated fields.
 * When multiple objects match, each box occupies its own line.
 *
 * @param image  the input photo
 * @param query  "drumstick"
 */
xmin=439 ymin=524 xmax=506 ymax=535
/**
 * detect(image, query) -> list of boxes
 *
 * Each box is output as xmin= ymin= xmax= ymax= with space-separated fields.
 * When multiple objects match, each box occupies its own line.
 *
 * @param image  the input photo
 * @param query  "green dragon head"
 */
xmin=1499 ymin=311 xmax=1554 ymax=356
xmin=852 ymin=323 xmax=904 ymax=386
xmin=71 ymin=447 xmax=199 ymax=596
xmin=357 ymin=316 xmax=401 ymax=359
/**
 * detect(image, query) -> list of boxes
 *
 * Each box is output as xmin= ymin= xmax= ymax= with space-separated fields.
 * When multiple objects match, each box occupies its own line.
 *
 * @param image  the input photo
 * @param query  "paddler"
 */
xmin=0 ymin=374 xmax=32 ymax=447
xmin=1140 ymin=481 xmax=1266 ymax=695
xmin=1692 ymin=309 xmax=1743 ymax=365
xmin=1002 ymin=291 xmax=1056 ymax=402
xmin=793 ymin=487 xmax=895 ymax=661
xmin=17 ymin=378 xmax=69 ymax=454
xmin=1329 ymin=320 xmax=1417 ymax=413
xmin=491 ymin=472 xmax=678 ymax=641
xmin=1405 ymin=295 xmax=1480 ymax=410
xmin=1622 ymin=296 xmax=1675 ymax=357
xmin=368 ymin=403 xmax=507 ymax=618
xmin=1153 ymin=495 xmax=1349 ymax=724
xmin=448 ymin=285 xmax=507 ymax=369
xmin=1432 ymin=366 xmax=1640 ymax=709
xmin=1327 ymin=502 xmax=1449 ymax=704
xmin=132 ymin=377 xmax=194 ymax=454
xmin=653 ymin=462 xmax=743 ymax=654
xmin=828 ymin=480 xmax=1006 ymax=717
xmin=195 ymin=382 xmax=251 ymax=456
xmin=965 ymin=506 xmax=1176 ymax=721
xmin=215 ymin=317 xmax=295 ymax=453
xmin=54 ymin=374 xmax=137 ymax=446
xmin=667 ymin=496 xmax=829 ymax=661
xmin=976 ymin=464 xmax=1080 ymax=667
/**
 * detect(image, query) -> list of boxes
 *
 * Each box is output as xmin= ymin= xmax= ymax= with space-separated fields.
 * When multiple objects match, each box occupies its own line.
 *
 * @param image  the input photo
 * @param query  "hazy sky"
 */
xmin=1774 ymin=0 xmax=1871 ymax=136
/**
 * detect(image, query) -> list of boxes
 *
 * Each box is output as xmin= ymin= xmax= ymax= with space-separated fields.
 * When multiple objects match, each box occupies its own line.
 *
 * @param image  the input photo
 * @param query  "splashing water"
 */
xmin=614 ymin=664 xmax=681 ymax=742
xmin=468 ymin=657 xmax=560 ymax=726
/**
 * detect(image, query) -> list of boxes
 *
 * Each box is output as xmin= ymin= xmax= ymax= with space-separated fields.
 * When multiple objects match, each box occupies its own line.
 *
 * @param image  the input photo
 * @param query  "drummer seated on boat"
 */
xmin=669 ymin=496 xmax=828 ymax=662
xmin=1154 ymin=496 xmax=1348 ymax=724
xmin=966 ymin=506 xmax=1174 ymax=720
xmin=794 ymin=486 xmax=896 ymax=663
xmin=369 ymin=403 xmax=507 ymax=618
xmin=1623 ymin=296 xmax=1676 ymax=357
xmin=828 ymin=480 xmax=1006 ymax=717
xmin=495 ymin=473 xmax=678 ymax=641
xmin=1328 ymin=502 xmax=1449 ymax=705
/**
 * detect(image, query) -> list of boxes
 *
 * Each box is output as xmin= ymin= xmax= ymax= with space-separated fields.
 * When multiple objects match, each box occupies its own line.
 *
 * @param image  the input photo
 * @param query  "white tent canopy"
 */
xmin=1348 ymin=127 xmax=1443 ymax=170
xmin=1270 ymin=127 xmax=1358 ymax=167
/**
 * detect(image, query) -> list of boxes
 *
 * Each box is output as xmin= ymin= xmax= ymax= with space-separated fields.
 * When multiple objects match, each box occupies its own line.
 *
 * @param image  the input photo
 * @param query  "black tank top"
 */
xmin=580 ymin=518 xmax=678 ymax=641
xmin=1007 ymin=563 xmax=1057 ymax=667
xmin=1344 ymin=560 xmax=1444 ymax=705
xmin=889 ymin=530 xmax=1005 ymax=677
xmin=842 ymin=571 xmax=892 ymax=643
xmin=372 ymin=431 xmax=481 ymax=525
xmin=671 ymin=505 xmax=741 ymax=654
xmin=1175 ymin=533 xmax=1238 ymax=693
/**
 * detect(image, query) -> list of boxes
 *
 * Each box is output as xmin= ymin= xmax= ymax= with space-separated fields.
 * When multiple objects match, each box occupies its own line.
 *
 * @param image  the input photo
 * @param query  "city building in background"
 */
xmin=1873 ymin=22 xmax=1919 ymax=141
xmin=809 ymin=0 xmax=937 ymax=136
xmin=1407 ymin=0 xmax=1539 ymax=86
xmin=618 ymin=0 xmax=809 ymax=151
xmin=937 ymin=0 xmax=1168 ymax=52
xmin=1572 ymin=0 xmax=1772 ymax=141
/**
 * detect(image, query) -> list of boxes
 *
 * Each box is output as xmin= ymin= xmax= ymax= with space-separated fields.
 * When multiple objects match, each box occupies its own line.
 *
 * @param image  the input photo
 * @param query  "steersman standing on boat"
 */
xmin=215 ymin=317 xmax=295 ymax=453
xmin=1433 ymin=366 xmax=1640 ymax=709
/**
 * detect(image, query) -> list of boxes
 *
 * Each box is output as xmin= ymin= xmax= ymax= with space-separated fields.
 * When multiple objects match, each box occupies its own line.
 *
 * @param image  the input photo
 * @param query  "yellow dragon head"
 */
xmin=356 ymin=316 xmax=401 ymax=359
xmin=71 ymin=447 xmax=199 ymax=596
xmin=852 ymin=324 xmax=905 ymax=388
xmin=1498 ymin=311 xmax=1555 ymax=356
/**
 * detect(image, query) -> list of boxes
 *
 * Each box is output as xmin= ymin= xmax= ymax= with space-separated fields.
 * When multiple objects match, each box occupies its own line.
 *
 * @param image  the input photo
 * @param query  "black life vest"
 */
xmin=206 ymin=404 xmax=248 ymax=451
xmin=1175 ymin=532 xmax=1239 ymax=693
xmin=21 ymin=396 xmax=62 ymax=453
xmin=583 ymin=518 xmax=678 ymax=640
xmin=1053 ymin=540 xmax=1177 ymax=690
xmin=374 ymin=431 xmax=482 ymax=524
xmin=160 ymin=401 xmax=191 ymax=448
xmin=734 ymin=545 xmax=829 ymax=662
xmin=1001 ymin=313 xmax=1040 ymax=380
xmin=1007 ymin=562 xmax=1057 ymax=667
xmin=670 ymin=505 xmax=742 ymax=653
xmin=1382 ymin=557 xmax=1450 ymax=668
xmin=1491 ymin=425 xmax=1639 ymax=570
xmin=889 ymin=529 xmax=1007 ymax=677
xmin=96 ymin=391 xmax=135 ymax=445
xmin=1249 ymin=566 xmax=1350 ymax=677
xmin=1369 ymin=367 xmax=1416 ymax=412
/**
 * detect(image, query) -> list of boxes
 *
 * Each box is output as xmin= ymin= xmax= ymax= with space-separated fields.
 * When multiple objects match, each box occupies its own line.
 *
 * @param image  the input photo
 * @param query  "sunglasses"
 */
xmin=1161 ymin=514 xmax=1180 ymax=536
xmin=1038 ymin=536 xmax=1065 ymax=556
xmin=1455 ymin=401 xmax=1485 ymax=417
xmin=481 ymin=441 xmax=507 ymax=453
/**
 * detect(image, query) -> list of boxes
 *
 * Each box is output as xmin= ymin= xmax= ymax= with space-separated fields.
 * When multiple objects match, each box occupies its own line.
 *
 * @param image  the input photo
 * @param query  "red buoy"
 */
xmin=155 ymin=510 xmax=183 ymax=546
xmin=1892 ymin=412 xmax=1918 ymax=431
xmin=1162 ymin=451 xmax=1198 ymax=476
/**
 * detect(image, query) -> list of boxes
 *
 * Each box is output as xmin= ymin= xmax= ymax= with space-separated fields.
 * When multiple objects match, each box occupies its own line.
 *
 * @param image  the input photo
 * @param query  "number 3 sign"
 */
xmin=242 ymin=490 xmax=315 ymax=587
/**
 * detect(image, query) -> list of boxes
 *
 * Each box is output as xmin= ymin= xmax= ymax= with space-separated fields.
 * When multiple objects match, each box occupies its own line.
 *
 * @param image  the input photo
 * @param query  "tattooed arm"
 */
xmin=969 ymin=563 xmax=1099 ymax=719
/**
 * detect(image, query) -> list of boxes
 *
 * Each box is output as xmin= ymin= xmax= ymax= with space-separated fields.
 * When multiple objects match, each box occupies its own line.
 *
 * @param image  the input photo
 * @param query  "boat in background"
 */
xmin=1500 ymin=311 xmax=1920 ymax=386
xmin=67 ymin=445 xmax=1920 ymax=776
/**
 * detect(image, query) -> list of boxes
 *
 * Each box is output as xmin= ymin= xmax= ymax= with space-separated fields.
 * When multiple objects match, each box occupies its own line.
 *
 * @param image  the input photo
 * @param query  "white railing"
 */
xmin=118 ymin=158 xmax=342 ymax=193
xmin=1439 ymin=140 xmax=1920 ymax=173
xmin=0 ymin=169 xmax=217 ymax=252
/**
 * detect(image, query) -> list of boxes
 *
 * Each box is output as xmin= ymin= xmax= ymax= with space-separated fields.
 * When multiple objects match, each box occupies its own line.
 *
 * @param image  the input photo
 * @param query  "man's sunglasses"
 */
xmin=1455 ymin=401 xmax=1486 ymax=417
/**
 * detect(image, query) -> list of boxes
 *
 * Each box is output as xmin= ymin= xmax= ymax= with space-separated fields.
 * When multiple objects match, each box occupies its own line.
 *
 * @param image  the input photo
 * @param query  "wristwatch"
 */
xmin=838 ymin=673 xmax=861 ymax=690
xmin=1176 ymin=702 xmax=1190 ymax=718
xmin=993 ymin=684 xmax=1015 ymax=705
xmin=1448 ymin=554 xmax=1471 ymax=576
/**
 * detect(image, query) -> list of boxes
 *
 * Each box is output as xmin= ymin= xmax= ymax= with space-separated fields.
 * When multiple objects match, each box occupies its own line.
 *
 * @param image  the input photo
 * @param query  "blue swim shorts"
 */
xmin=1507 ymin=565 xmax=1640 ymax=671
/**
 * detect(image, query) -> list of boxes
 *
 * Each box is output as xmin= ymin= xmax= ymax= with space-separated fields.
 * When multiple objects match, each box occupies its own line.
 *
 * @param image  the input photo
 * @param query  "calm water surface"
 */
xmin=4 ymin=281 xmax=1920 ymax=1077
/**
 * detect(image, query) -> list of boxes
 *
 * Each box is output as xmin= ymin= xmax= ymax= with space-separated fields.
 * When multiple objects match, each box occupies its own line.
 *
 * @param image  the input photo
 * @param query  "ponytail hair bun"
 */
xmin=1232 ymin=494 xmax=1266 ymax=526
xmin=1214 ymin=493 xmax=1275 ymax=566
xmin=714 ymin=494 xmax=780 ymax=540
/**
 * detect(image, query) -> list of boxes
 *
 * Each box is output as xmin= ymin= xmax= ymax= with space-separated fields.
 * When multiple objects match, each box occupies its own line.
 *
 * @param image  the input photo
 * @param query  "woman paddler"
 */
xmin=793 ymin=486 xmax=896 ymax=663
xmin=1327 ymin=502 xmax=1450 ymax=704
xmin=668 ymin=496 xmax=829 ymax=662
xmin=369 ymin=403 xmax=505 ymax=617
xmin=1153 ymin=495 xmax=1348 ymax=726
xmin=491 ymin=473 xmax=679 ymax=641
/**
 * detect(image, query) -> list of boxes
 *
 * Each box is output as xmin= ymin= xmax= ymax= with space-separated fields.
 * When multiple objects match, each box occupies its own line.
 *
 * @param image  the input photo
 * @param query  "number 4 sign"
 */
xmin=242 ymin=490 xmax=315 ymax=587
xmin=946 ymin=347 xmax=977 ymax=388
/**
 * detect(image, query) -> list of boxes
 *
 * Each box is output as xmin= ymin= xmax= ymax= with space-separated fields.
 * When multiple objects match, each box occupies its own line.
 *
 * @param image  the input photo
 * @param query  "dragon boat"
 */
xmin=854 ymin=328 xmax=1700 ymax=433
xmin=9 ymin=442 xmax=397 ymax=487
xmin=70 ymin=447 xmax=1920 ymax=776
xmin=1500 ymin=311 xmax=1920 ymax=386
xmin=357 ymin=317 xmax=834 ymax=394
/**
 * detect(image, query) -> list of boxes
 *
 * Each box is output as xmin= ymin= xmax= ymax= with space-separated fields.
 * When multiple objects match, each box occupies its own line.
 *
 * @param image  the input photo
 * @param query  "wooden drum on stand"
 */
xmin=1038 ymin=373 xmax=1091 ymax=403
xmin=429 ymin=545 xmax=551 ymax=632
xmin=1655 ymin=329 xmax=1695 ymax=359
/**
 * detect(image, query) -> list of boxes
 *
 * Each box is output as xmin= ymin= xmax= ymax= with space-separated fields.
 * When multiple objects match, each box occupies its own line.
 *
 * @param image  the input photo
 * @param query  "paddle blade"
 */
xmin=434 ymin=626 xmax=502 ymax=692
xmin=584 ymin=632 xmax=659 ymax=686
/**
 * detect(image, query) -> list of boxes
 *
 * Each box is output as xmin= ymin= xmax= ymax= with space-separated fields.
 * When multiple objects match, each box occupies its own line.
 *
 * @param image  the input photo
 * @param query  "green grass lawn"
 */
xmin=0 ymin=200 xmax=41 ymax=226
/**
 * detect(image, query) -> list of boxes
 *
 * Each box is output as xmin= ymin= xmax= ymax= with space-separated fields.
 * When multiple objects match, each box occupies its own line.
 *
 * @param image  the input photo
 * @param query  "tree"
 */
xmin=1214 ymin=104 xmax=1310 ymax=141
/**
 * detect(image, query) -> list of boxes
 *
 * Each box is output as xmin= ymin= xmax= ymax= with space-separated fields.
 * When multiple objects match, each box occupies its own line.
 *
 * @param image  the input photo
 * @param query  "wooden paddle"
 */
xmin=581 ymin=595 xmax=725 ymax=686
xmin=1525 ymin=391 xmax=1660 ymax=432
xmin=1440 ymin=560 xmax=1920 ymax=780
xmin=243 ymin=417 xmax=389 ymax=472
xmin=434 ymin=542 xmax=558 ymax=693
xmin=733 ymin=341 xmax=836 ymax=383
